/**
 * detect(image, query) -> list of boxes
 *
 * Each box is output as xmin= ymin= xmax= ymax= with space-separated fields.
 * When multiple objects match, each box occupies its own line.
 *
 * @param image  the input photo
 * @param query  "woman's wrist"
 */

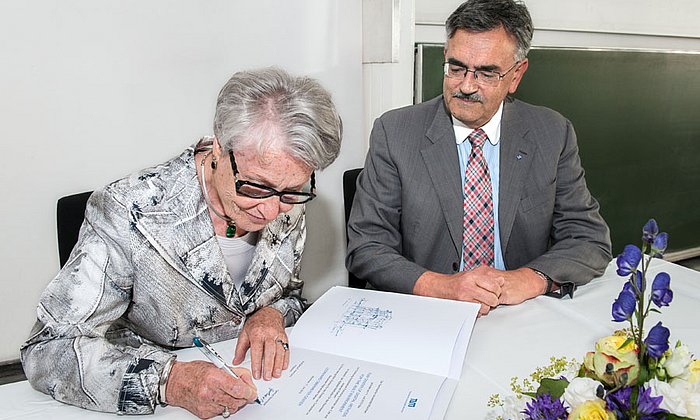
xmin=158 ymin=356 xmax=177 ymax=406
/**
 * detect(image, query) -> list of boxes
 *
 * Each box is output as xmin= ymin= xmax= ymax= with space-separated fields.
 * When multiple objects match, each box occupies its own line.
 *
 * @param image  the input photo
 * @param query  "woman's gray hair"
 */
xmin=213 ymin=67 xmax=343 ymax=171
xmin=446 ymin=0 xmax=533 ymax=62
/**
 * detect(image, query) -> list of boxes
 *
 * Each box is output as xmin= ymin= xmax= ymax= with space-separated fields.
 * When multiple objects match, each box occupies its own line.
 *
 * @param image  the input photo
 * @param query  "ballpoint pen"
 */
xmin=193 ymin=336 xmax=261 ymax=404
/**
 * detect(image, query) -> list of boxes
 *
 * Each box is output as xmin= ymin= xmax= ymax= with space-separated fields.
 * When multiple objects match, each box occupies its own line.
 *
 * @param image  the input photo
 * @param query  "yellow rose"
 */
xmin=688 ymin=360 xmax=700 ymax=383
xmin=583 ymin=335 xmax=639 ymax=387
xmin=569 ymin=399 xmax=616 ymax=420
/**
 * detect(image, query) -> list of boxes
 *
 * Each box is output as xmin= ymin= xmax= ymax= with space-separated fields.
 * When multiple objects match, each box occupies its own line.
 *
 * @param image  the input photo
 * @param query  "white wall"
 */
xmin=416 ymin=0 xmax=700 ymax=35
xmin=0 ymin=0 xmax=363 ymax=362
xmin=362 ymin=0 xmax=416 ymax=144
xmin=3 ymin=0 xmax=699 ymax=364
xmin=415 ymin=0 xmax=700 ymax=50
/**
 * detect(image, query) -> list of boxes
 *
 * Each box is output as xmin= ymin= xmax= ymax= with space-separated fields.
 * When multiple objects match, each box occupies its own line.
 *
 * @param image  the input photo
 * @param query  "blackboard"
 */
xmin=415 ymin=44 xmax=700 ymax=256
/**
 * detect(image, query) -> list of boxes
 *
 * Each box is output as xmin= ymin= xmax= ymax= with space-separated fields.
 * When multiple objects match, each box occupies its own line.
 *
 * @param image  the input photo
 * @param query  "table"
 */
xmin=1 ymin=259 xmax=698 ymax=419
xmin=455 ymin=258 xmax=700 ymax=418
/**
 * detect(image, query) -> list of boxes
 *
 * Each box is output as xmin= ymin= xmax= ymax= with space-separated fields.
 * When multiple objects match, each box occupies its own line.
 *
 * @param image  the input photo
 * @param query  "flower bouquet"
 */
xmin=488 ymin=220 xmax=700 ymax=419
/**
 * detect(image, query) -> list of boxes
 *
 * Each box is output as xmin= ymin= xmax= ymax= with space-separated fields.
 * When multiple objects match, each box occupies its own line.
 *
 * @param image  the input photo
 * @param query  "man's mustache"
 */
xmin=452 ymin=92 xmax=483 ymax=102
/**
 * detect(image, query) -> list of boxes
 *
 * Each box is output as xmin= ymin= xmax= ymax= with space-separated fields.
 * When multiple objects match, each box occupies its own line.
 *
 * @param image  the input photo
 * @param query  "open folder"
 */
xmin=220 ymin=286 xmax=479 ymax=420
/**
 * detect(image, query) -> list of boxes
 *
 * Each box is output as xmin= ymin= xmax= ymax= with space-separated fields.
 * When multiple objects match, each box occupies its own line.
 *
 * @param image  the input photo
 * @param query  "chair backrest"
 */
xmin=56 ymin=191 xmax=93 ymax=268
xmin=342 ymin=168 xmax=367 ymax=289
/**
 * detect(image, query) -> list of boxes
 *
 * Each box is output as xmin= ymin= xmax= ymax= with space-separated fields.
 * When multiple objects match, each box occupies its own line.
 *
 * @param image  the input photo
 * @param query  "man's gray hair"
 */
xmin=213 ymin=67 xmax=343 ymax=170
xmin=446 ymin=0 xmax=533 ymax=62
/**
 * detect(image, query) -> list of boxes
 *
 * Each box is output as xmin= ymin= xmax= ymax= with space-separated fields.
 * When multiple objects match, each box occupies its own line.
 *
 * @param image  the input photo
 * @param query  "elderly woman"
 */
xmin=20 ymin=67 xmax=342 ymax=418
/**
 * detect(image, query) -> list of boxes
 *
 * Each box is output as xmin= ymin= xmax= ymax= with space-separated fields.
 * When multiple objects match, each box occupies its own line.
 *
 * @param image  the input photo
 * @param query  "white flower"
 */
xmin=648 ymin=378 xmax=688 ymax=417
xmin=501 ymin=395 xmax=528 ymax=420
xmin=671 ymin=378 xmax=700 ymax=419
xmin=685 ymin=391 xmax=700 ymax=419
xmin=664 ymin=345 xmax=693 ymax=378
xmin=670 ymin=377 xmax=700 ymax=395
xmin=563 ymin=377 xmax=602 ymax=409
xmin=561 ymin=363 xmax=581 ymax=382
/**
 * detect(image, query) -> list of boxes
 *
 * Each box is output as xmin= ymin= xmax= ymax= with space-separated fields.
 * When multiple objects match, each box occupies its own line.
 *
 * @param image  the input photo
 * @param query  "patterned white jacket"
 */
xmin=20 ymin=145 xmax=307 ymax=414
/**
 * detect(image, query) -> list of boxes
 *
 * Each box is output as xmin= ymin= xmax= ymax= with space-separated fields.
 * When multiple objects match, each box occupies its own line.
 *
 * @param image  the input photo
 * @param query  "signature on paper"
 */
xmin=258 ymin=387 xmax=279 ymax=406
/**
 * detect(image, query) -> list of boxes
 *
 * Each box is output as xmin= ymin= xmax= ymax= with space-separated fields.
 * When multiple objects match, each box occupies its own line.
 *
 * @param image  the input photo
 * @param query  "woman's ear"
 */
xmin=212 ymin=136 xmax=224 ymax=161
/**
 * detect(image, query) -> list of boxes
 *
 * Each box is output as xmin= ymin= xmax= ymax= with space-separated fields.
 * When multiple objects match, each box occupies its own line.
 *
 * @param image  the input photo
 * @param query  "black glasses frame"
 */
xmin=229 ymin=151 xmax=316 ymax=204
xmin=443 ymin=60 xmax=520 ymax=86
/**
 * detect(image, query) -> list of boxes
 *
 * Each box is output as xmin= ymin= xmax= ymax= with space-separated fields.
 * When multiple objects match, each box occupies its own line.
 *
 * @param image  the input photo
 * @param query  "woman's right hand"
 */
xmin=165 ymin=360 xmax=257 ymax=419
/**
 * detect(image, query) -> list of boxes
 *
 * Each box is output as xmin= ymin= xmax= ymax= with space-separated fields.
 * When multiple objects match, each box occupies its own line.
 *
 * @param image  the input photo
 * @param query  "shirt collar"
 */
xmin=453 ymin=101 xmax=504 ymax=146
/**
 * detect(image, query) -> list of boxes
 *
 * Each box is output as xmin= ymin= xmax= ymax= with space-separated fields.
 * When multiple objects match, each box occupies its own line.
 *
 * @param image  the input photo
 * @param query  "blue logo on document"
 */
xmin=407 ymin=398 xmax=418 ymax=408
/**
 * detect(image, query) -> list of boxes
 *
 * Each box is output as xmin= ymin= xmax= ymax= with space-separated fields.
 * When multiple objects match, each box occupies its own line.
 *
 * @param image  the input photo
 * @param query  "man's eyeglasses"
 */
xmin=443 ymin=61 xmax=520 ymax=87
xmin=229 ymin=151 xmax=316 ymax=204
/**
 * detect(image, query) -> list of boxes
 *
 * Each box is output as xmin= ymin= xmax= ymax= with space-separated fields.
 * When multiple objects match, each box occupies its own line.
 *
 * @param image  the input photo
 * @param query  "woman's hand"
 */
xmin=233 ymin=306 xmax=289 ymax=381
xmin=166 ymin=360 xmax=257 ymax=419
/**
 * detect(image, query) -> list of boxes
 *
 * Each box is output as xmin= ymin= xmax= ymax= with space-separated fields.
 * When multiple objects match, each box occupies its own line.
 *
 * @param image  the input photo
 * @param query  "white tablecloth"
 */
xmin=453 ymin=258 xmax=700 ymax=418
xmin=1 ymin=259 xmax=698 ymax=419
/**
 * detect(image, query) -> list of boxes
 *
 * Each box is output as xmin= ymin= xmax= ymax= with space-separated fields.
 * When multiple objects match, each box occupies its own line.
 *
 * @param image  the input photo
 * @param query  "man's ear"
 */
xmin=508 ymin=59 xmax=529 ymax=94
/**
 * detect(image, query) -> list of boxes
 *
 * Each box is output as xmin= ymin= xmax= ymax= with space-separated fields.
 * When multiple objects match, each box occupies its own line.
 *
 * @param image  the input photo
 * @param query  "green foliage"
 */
xmin=536 ymin=378 xmax=569 ymax=400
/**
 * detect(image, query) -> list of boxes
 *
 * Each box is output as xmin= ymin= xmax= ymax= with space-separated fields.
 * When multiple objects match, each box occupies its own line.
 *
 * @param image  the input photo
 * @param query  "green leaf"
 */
xmin=630 ymin=385 xmax=639 ymax=407
xmin=649 ymin=308 xmax=661 ymax=314
xmin=618 ymin=337 xmax=634 ymax=350
xmin=638 ymin=364 xmax=650 ymax=385
xmin=664 ymin=414 xmax=694 ymax=420
xmin=535 ymin=378 xmax=569 ymax=399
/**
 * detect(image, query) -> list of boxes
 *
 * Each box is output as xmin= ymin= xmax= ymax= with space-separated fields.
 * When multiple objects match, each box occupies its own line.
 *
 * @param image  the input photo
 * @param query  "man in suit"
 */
xmin=346 ymin=0 xmax=611 ymax=316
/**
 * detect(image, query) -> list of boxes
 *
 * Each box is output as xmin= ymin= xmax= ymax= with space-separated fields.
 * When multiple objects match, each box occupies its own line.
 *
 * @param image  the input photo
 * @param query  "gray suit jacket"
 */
xmin=346 ymin=96 xmax=612 ymax=294
xmin=21 ymin=145 xmax=306 ymax=414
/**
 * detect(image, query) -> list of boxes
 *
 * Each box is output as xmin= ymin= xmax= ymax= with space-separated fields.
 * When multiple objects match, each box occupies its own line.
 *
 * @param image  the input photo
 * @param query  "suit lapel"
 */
xmin=130 ymin=151 xmax=239 ymax=312
xmin=498 ymin=100 xmax=534 ymax=255
xmin=237 ymin=206 xmax=303 ymax=311
xmin=181 ymin=232 xmax=236 ymax=310
xmin=421 ymin=98 xmax=463 ymax=253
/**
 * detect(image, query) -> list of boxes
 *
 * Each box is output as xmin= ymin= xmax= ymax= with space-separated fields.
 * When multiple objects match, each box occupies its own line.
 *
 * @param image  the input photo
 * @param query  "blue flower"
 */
xmin=612 ymin=288 xmax=637 ymax=322
xmin=605 ymin=386 xmax=631 ymax=418
xmin=642 ymin=219 xmax=659 ymax=244
xmin=650 ymin=272 xmax=672 ymax=307
xmin=651 ymin=232 xmax=668 ymax=258
xmin=622 ymin=270 xmax=644 ymax=296
xmin=644 ymin=322 xmax=670 ymax=359
xmin=636 ymin=385 xmax=666 ymax=418
xmin=522 ymin=393 xmax=567 ymax=420
xmin=616 ymin=245 xmax=642 ymax=276
xmin=606 ymin=386 xmax=666 ymax=419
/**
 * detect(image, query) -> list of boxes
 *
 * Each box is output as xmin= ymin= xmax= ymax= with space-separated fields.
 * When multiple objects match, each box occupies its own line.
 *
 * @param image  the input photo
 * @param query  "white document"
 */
xmin=213 ymin=286 xmax=479 ymax=420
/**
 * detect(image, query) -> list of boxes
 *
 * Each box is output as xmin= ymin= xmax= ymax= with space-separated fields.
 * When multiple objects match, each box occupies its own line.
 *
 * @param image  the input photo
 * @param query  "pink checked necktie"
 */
xmin=462 ymin=128 xmax=494 ymax=270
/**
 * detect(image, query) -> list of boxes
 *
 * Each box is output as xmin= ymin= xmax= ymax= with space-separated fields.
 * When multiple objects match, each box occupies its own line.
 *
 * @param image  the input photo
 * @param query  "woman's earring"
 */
xmin=211 ymin=158 xmax=217 ymax=170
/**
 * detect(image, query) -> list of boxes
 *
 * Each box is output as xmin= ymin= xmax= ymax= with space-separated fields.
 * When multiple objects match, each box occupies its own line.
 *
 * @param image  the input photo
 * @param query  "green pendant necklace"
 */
xmin=200 ymin=151 xmax=236 ymax=237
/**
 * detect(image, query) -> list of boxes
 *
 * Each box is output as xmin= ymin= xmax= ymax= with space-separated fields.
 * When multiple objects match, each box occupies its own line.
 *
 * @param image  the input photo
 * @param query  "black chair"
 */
xmin=342 ymin=168 xmax=367 ymax=289
xmin=56 ymin=191 xmax=93 ymax=268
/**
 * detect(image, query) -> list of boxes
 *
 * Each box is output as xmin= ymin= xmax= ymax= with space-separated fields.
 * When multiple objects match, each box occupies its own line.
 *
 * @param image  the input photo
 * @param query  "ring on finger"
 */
xmin=222 ymin=406 xmax=230 ymax=418
xmin=275 ymin=339 xmax=289 ymax=351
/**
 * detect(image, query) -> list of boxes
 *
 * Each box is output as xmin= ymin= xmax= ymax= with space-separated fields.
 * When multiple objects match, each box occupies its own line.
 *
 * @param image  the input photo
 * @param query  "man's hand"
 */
xmin=413 ymin=265 xmax=505 ymax=315
xmin=413 ymin=266 xmax=548 ymax=314
xmin=233 ymin=307 xmax=289 ymax=381
xmin=166 ymin=360 xmax=257 ymax=419
xmin=498 ymin=267 xmax=548 ymax=305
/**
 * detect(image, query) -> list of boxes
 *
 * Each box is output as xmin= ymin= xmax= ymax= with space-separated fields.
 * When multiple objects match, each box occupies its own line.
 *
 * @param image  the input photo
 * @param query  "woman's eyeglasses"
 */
xmin=229 ymin=151 xmax=316 ymax=204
